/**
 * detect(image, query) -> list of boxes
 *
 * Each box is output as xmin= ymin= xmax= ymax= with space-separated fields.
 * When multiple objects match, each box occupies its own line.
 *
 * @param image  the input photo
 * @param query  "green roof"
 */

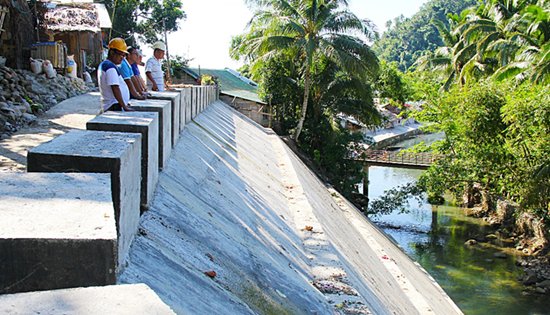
xmin=187 ymin=68 xmax=265 ymax=104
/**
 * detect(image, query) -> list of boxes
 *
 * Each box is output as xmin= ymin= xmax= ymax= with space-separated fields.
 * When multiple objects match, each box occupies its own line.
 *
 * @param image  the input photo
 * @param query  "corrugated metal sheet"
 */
xmin=189 ymin=68 xmax=266 ymax=104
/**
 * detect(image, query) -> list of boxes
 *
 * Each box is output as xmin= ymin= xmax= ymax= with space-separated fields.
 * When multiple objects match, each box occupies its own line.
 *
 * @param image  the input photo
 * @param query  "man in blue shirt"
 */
xmin=119 ymin=48 xmax=145 ymax=100
xmin=127 ymin=47 xmax=148 ymax=96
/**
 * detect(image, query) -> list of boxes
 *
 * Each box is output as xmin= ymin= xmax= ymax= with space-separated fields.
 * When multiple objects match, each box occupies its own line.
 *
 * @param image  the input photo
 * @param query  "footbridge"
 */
xmin=0 ymin=88 xmax=462 ymax=314
xmin=357 ymin=149 xmax=437 ymax=169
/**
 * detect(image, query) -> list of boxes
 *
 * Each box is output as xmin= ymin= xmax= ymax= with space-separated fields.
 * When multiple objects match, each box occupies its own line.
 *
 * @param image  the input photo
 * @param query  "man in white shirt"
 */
xmin=98 ymin=38 xmax=134 ymax=112
xmin=145 ymin=41 xmax=166 ymax=91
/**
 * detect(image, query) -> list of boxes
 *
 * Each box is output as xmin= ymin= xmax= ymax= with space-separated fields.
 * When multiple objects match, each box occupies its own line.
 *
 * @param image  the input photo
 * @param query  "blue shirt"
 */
xmin=119 ymin=58 xmax=133 ymax=80
xmin=131 ymin=63 xmax=140 ymax=76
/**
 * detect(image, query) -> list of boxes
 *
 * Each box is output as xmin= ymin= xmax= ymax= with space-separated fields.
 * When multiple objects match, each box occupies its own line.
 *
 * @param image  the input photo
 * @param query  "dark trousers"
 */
xmin=106 ymin=103 xmax=123 ymax=111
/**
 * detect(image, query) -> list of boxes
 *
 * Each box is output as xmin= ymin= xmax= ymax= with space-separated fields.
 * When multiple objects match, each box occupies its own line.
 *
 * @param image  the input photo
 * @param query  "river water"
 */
xmin=366 ymin=165 xmax=549 ymax=314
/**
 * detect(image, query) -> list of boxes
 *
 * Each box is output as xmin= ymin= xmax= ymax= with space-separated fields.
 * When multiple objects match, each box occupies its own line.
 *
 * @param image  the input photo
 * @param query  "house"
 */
xmin=35 ymin=0 xmax=111 ymax=77
xmin=0 ymin=0 xmax=35 ymax=68
xmin=180 ymin=67 xmax=272 ymax=127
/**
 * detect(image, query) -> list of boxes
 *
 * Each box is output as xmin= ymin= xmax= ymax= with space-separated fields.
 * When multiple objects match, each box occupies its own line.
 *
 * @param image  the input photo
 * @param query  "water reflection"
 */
xmin=367 ymin=166 xmax=549 ymax=315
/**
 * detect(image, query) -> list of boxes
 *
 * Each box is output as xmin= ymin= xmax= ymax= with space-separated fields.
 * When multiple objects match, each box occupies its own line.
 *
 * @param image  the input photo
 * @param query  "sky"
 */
xmin=154 ymin=0 xmax=429 ymax=70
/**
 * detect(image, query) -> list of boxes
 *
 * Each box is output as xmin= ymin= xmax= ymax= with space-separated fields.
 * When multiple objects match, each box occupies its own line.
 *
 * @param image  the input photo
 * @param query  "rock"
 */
xmin=535 ymin=287 xmax=546 ymax=294
xmin=465 ymin=239 xmax=477 ymax=246
xmin=0 ymin=65 xmax=90 ymax=133
xmin=21 ymin=113 xmax=36 ymax=124
xmin=523 ymin=272 xmax=539 ymax=286
xmin=536 ymin=280 xmax=550 ymax=289
xmin=493 ymin=252 xmax=507 ymax=259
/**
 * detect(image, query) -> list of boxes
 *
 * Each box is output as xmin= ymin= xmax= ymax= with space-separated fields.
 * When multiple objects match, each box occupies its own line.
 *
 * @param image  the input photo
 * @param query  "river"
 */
xmin=365 ymin=165 xmax=549 ymax=314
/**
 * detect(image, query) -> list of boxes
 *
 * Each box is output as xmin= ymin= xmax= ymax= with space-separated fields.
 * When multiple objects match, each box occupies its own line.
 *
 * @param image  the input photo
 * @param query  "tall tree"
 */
xmin=104 ymin=0 xmax=185 ymax=45
xmin=234 ymin=0 xmax=378 ymax=141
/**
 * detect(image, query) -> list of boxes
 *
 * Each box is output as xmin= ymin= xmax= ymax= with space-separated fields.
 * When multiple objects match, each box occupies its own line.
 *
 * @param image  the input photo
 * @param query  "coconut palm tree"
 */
xmin=236 ymin=0 xmax=379 ymax=141
xmin=492 ymin=2 xmax=550 ymax=83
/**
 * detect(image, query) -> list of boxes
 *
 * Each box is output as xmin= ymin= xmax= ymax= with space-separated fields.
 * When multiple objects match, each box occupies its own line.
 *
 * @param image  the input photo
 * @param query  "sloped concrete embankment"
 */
xmin=0 ymin=86 xmax=216 ymax=313
xmin=119 ymin=101 xmax=462 ymax=314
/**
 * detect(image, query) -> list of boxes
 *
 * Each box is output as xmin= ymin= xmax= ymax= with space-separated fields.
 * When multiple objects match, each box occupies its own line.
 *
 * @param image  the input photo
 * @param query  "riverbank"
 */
xmin=367 ymin=165 xmax=550 ymax=314
xmin=364 ymin=122 xmax=423 ymax=149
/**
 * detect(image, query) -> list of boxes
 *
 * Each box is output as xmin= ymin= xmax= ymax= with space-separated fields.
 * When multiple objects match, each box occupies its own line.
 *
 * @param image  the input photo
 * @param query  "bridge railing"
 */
xmin=358 ymin=150 xmax=437 ymax=166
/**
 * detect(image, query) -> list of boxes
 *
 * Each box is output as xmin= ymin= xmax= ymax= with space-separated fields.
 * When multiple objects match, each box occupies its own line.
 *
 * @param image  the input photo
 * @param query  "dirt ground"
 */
xmin=0 ymin=92 xmax=100 ymax=172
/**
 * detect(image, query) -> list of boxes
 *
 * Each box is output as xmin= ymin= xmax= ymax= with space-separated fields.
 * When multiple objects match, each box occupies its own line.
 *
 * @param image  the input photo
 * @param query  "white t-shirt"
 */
xmin=145 ymin=57 xmax=165 ymax=91
xmin=98 ymin=60 xmax=130 ymax=111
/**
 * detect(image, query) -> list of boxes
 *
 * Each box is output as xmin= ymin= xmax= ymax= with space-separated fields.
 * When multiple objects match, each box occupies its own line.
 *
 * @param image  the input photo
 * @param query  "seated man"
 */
xmin=98 ymin=38 xmax=134 ymax=112
xmin=120 ymin=47 xmax=145 ymax=100
xmin=145 ymin=41 xmax=166 ymax=91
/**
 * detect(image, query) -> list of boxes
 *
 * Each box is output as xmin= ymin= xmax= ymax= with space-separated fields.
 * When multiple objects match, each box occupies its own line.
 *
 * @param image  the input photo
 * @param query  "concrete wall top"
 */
xmin=89 ymin=111 xmax=159 ymax=128
xmin=0 ymin=173 xmax=116 ymax=240
xmin=131 ymin=99 xmax=172 ymax=109
xmin=148 ymin=91 xmax=180 ymax=100
xmin=27 ymin=130 xmax=141 ymax=160
xmin=0 ymin=284 xmax=175 ymax=314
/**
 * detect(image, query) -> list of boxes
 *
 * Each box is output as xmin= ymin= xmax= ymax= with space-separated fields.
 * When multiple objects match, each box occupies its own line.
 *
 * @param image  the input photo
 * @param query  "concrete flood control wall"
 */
xmin=0 ymin=86 xmax=218 ymax=304
xmin=86 ymin=111 xmax=160 ymax=211
xmin=0 ymin=173 xmax=117 ymax=294
xmin=119 ymin=100 xmax=462 ymax=314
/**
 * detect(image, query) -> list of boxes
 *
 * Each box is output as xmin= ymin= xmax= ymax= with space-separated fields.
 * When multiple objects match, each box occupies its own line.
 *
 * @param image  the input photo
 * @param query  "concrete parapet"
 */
xmin=191 ymin=86 xmax=198 ymax=119
xmin=131 ymin=100 xmax=172 ymax=169
xmin=0 ymin=173 xmax=117 ymax=294
xmin=0 ymin=283 xmax=176 ymax=314
xmin=148 ymin=91 xmax=181 ymax=146
xmin=172 ymin=87 xmax=191 ymax=131
xmin=27 ymin=130 xmax=142 ymax=267
xmin=184 ymin=87 xmax=192 ymax=124
xmin=86 ymin=112 xmax=159 ymax=212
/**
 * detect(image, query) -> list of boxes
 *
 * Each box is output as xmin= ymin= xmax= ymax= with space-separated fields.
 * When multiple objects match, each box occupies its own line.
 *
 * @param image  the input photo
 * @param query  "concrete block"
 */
xmin=0 ymin=283 xmax=176 ymax=314
xmin=201 ymin=87 xmax=206 ymax=111
xmin=86 ymin=112 xmax=159 ymax=211
xmin=131 ymin=99 xmax=172 ymax=169
xmin=27 ymin=130 xmax=141 ymax=267
xmin=192 ymin=86 xmax=198 ymax=119
xmin=148 ymin=91 xmax=181 ymax=146
xmin=173 ymin=87 xmax=191 ymax=130
xmin=0 ymin=173 xmax=117 ymax=294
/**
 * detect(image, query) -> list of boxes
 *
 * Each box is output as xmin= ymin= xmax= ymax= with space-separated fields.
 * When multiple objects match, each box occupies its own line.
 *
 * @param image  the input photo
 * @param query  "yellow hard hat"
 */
xmin=108 ymin=38 xmax=128 ymax=54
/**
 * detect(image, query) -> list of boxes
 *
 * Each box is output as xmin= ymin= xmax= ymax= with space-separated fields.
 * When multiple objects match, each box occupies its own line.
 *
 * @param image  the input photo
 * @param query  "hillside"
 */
xmin=373 ymin=0 xmax=476 ymax=71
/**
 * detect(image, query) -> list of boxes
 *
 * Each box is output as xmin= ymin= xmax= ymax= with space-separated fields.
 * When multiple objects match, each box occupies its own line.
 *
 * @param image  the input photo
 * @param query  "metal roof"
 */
xmin=187 ymin=68 xmax=265 ymax=104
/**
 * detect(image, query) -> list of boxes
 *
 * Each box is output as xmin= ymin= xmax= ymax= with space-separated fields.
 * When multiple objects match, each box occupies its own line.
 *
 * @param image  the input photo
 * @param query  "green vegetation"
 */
xmin=231 ymin=0 xmax=382 ymax=199
xmin=103 ymin=0 xmax=186 ymax=45
xmin=163 ymin=55 xmax=190 ymax=80
xmin=373 ymin=0 xmax=477 ymax=71
xmin=232 ymin=0 xmax=379 ymax=141
xmin=370 ymin=0 xmax=550 ymax=222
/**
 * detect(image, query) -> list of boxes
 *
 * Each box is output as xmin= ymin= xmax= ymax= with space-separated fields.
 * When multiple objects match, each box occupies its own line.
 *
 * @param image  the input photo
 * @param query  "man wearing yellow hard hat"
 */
xmin=98 ymin=38 xmax=134 ymax=112
xmin=145 ymin=41 xmax=166 ymax=91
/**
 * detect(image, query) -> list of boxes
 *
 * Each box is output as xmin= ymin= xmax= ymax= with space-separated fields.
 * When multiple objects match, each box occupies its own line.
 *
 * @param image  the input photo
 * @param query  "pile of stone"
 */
xmin=518 ymin=256 xmax=550 ymax=294
xmin=0 ymin=65 xmax=90 ymax=138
